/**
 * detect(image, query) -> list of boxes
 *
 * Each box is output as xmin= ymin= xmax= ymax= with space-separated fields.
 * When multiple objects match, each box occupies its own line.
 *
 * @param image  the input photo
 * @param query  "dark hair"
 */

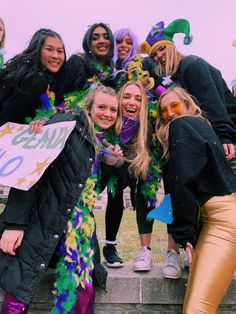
xmin=82 ymin=22 xmax=114 ymax=68
xmin=0 ymin=28 xmax=66 ymax=92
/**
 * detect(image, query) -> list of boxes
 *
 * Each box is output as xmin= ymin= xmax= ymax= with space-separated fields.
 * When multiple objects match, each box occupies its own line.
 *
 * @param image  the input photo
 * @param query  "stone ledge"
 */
xmin=0 ymin=263 xmax=236 ymax=313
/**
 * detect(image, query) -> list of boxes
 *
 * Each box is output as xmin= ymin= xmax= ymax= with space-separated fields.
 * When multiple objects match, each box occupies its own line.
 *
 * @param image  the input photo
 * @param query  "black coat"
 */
xmin=0 ymin=69 xmax=64 ymax=126
xmin=60 ymin=54 xmax=115 ymax=99
xmin=166 ymin=117 xmax=236 ymax=248
xmin=0 ymin=110 xmax=106 ymax=304
xmin=176 ymin=55 xmax=236 ymax=144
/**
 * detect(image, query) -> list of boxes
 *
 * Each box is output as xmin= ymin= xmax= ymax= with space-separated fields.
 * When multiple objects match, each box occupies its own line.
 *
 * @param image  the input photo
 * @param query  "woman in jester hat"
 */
xmin=102 ymin=28 xmax=164 ymax=271
xmin=156 ymin=86 xmax=236 ymax=313
xmin=140 ymin=18 xmax=236 ymax=279
xmin=0 ymin=28 xmax=66 ymax=126
xmin=0 ymin=17 xmax=6 ymax=69
xmin=0 ymin=84 xmax=123 ymax=314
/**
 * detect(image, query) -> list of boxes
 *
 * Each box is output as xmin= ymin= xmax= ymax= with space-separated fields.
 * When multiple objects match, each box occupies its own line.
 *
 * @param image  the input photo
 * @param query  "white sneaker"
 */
xmin=133 ymin=246 xmax=153 ymax=272
xmin=162 ymin=249 xmax=182 ymax=279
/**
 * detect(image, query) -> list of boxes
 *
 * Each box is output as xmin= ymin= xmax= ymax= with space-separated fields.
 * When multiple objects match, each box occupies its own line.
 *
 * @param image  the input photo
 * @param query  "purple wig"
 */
xmin=113 ymin=28 xmax=138 ymax=72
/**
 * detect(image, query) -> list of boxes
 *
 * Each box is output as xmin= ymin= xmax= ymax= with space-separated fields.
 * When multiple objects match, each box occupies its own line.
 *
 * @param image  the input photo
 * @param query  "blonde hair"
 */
xmin=156 ymin=44 xmax=184 ymax=77
xmin=117 ymin=80 xmax=149 ymax=179
xmin=0 ymin=17 xmax=5 ymax=47
xmin=83 ymin=85 xmax=122 ymax=153
xmin=156 ymin=86 xmax=206 ymax=158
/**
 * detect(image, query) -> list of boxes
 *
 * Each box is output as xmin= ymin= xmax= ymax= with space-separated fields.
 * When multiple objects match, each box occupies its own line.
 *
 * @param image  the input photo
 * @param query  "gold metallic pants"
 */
xmin=183 ymin=192 xmax=236 ymax=314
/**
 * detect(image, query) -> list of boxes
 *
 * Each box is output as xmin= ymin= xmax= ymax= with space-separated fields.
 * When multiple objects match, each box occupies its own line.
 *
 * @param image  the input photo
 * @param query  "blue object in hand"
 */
xmin=146 ymin=193 xmax=173 ymax=224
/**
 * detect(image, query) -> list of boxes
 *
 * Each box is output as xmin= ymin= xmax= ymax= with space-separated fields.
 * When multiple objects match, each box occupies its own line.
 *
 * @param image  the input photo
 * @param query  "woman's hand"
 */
xmin=108 ymin=144 xmax=124 ymax=157
xmin=0 ymin=230 xmax=24 ymax=255
xmin=186 ymin=242 xmax=194 ymax=267
xmin=223 ymin=143 xmax=235 ymax=160
xmin=29 ymin=123 xmax=44 ymax=133
xmin=29 ymin=117 xmax=49 ymax=133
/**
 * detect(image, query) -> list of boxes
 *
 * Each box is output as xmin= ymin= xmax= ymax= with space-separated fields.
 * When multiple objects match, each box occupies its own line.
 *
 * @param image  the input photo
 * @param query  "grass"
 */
xmin=0 ymin=189 xmax=169 ymax=264
xmin=94 ymin=208 xmax=168 ymax=263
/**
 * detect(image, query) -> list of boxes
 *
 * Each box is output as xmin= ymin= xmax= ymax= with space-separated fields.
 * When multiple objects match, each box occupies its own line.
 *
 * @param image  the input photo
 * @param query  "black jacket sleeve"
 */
xmin=0 ymin=75 xmax=49 ymax=126
xmin=167 ymin=117 xmax=208 ymax=248
xmin=182 ymin=59 xmax=236 ymax=144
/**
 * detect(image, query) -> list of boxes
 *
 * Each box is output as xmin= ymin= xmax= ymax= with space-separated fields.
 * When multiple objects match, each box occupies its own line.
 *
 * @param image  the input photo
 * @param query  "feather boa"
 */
xmin=25 ymin=84 xmax=56 ymax=123
xmin=52 ymin=128 xmax=118 ymax=313
xmin=63 ymin=63 xmax=112 ymax=113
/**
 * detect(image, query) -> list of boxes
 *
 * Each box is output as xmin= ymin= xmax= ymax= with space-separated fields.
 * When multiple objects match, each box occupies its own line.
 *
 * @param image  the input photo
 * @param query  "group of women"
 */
xmin=0 ymin=17 xmax=235 ymax=314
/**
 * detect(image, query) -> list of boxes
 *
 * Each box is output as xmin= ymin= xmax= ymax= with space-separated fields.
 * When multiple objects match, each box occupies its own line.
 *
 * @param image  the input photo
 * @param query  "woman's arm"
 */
xmin=183 ymin=59 xmax=236 ymax=145
xmin=167 ymin=117 xmax=208 ymax=248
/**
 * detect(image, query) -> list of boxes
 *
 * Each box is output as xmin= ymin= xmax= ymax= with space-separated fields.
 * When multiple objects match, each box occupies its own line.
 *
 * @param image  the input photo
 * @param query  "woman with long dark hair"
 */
xmin=0 ymin=28 xmax=66 ymax=126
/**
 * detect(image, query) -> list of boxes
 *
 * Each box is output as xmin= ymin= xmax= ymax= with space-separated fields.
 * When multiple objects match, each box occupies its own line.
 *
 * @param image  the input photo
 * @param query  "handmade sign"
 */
xmin=0 ymin=121 xmax=76 ymax=190
xmin=146 ymin=193 xmax=173 ymax=224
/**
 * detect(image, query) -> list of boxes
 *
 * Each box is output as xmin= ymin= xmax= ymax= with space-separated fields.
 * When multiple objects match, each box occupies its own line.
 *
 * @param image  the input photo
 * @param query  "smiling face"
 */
xmin=121 ymin=84 xmax=142 ymax=120
xmin=40 ymin=36 xmax=65 ymax=73
xmin=159 ymin=91 xmax=189 ymax=121
xmin=117 ymin=34 xmax=132 ymax=61
xmin=151 ymin=44 xmax=167 ymax=66
xmin=90 ymin=26 xmax=110 ymax=61
xmin=90 ymin=91 xmax=118 ymax=130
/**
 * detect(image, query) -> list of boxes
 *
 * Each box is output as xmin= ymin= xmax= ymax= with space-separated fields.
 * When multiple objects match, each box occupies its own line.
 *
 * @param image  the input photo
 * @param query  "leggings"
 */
xmin=105 ymin=175 xmax=136 ymax=242
xmin=183 ymin=192 xmax=236 ymax=314
xmin=136 ymin=182 xmax=154 ymax=234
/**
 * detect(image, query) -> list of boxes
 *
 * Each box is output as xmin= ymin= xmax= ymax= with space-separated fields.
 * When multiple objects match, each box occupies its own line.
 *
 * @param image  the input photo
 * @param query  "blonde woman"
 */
xmin=101 ymin=80 xmax=150 ymax=268
xmin=141 ymin=19 xmax=236 ymax=278
xmin=156 ymin=86 xmax=236 ymax=313
xmin=0 ymin=85 xmax=122 ymax=314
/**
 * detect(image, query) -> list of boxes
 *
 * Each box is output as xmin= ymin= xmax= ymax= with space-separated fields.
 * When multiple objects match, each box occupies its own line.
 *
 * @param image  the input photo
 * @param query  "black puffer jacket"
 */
xmin=0 ymin=110 xmax=107 ymax=304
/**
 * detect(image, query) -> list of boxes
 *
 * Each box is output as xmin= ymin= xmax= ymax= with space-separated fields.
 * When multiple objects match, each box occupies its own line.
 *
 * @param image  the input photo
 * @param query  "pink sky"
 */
xmin=2 ymin=0 xmax=236 ymax=86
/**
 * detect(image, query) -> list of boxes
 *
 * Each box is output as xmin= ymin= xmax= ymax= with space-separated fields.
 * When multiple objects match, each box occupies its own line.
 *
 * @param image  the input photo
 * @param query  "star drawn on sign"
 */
xmin=16 ymin=177 xmax=26 ymax=187
xmin=0 ymin=124 xmax=15 ymax=138
xmin=28 ymin=180 xmax=36 ymax=188
xmin=17 ymin=126 xmax=25 ymax=132
xmin=30 ymin=157 xmax=50 ymax=176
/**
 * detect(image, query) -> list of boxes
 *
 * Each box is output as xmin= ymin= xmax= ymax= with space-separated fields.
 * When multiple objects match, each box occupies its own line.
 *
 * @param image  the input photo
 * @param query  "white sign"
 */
xmin=0 ymin=121 xmax=76 ymax=190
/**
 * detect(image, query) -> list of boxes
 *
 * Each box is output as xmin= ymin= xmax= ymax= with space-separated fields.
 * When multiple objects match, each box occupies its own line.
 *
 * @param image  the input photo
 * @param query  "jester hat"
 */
xmin=140 ymin=18 xmax=192 ymax=55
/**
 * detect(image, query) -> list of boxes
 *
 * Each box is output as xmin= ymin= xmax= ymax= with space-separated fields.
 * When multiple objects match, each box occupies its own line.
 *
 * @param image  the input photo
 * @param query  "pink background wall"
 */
xmin=2 ymin=0 xmax=236 ymax=87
